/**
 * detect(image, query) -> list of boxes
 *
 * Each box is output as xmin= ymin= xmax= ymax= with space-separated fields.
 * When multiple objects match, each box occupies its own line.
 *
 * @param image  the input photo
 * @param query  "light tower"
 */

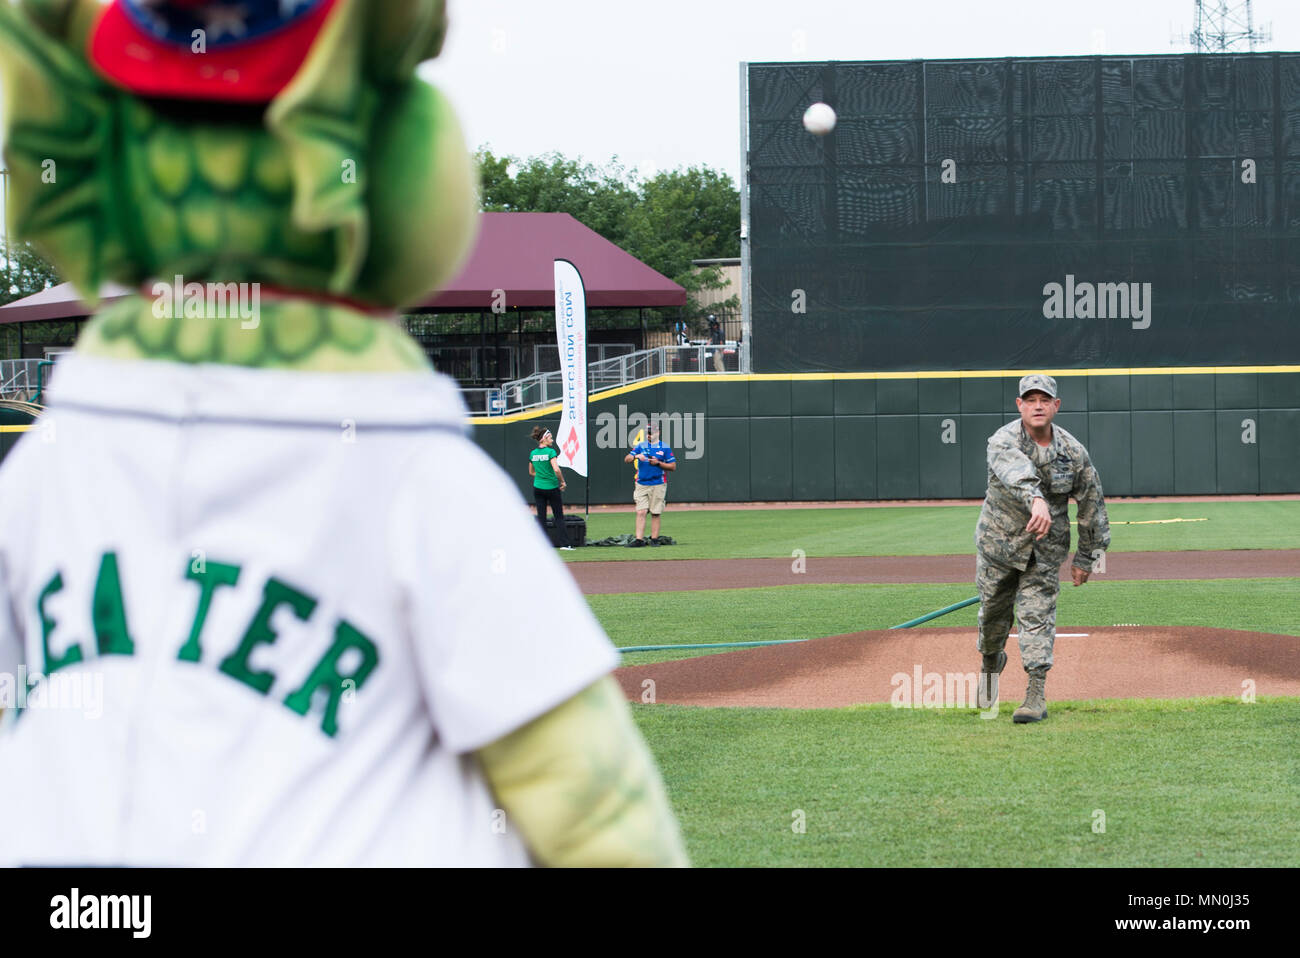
xmin=1185 ymin=1 xmax=1272 ymax=53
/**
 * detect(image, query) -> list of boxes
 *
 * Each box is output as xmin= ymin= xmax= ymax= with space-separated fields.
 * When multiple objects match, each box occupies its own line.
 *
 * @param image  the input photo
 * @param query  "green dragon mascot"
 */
xmin=0 ymin=0 xmax=687 ymax=867
xmin=1 ymin=0 xmax=477 ymax=368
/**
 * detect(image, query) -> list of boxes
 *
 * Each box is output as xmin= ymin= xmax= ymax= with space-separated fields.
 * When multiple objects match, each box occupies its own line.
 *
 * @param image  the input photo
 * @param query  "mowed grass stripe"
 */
xmin=635 ymin=696 xmax=1300 ymax=867
xmin=589 ymin=579 xmax=1300 ymax=666
xmin=566 ymin=500 xmax=1300 ymax=561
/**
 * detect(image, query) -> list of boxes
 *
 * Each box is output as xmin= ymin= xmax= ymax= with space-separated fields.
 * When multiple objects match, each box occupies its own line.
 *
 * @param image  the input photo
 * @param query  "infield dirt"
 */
xmin=614 ymin=626 xmax=1300 ymax=708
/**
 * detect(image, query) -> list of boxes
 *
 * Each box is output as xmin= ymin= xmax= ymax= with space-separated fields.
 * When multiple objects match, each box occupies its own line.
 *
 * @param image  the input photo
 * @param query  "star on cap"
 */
xmin=201 ymin=3 xmax=250 ymax=41
xmin=1018 ymin=374 xmax=1059 ymax=398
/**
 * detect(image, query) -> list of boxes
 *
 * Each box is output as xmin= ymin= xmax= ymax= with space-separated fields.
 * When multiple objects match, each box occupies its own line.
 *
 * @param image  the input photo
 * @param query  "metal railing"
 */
xmin=0 ymin=359 xmax=46 ymax=399
xmin=484 ymin=342 xmax=741 ymax=416
xmin=527 ymin=342 xmax=636 ymax=379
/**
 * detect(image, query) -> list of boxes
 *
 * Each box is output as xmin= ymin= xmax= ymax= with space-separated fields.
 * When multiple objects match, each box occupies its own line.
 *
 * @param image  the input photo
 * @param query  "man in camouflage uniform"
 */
xmin=975 ymin=375 xmax=1110 ymax=723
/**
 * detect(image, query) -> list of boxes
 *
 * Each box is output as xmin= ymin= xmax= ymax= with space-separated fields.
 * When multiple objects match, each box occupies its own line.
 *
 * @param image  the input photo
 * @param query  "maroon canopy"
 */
xmin=0 ymin=282 xmax=130 ymax=324
xmin=0 ymin=212 xmax=686 ymax=323
xmin=421 ymin=212 xmax=686 ymax=310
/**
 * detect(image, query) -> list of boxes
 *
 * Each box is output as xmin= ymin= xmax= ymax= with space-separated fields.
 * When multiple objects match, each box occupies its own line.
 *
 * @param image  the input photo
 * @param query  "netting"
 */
xmin=748 ymin=55 xmax=1300 ymax=372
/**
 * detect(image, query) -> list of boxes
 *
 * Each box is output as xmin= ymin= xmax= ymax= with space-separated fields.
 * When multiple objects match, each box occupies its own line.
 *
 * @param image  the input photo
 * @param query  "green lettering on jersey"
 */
xmin=92 ymin=552 xmax=135 ymax=656
xmin=218 ymin=578 xmax=317 ymax=694
xmin=178 ymin=561 xmax=241 ymax=662
xmin=38 ymin=571 xmax=83 ymax=673
xmin=283 ymin=620 xmax=379 ymax=737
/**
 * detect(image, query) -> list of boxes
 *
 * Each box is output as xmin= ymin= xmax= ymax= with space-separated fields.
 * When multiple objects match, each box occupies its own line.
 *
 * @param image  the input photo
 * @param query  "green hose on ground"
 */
xmin=618 ymin=596 xmax=981 ymax=652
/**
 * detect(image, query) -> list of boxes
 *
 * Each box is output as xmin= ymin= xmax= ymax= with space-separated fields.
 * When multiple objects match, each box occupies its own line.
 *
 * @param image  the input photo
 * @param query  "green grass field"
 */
xmin=634 ymin=697 xmax=1300 ymax=867
xmin=575 ymin=499 xmax=1300 ymax=866
xmin=564 ymin=500 xmax=1300 ymax=561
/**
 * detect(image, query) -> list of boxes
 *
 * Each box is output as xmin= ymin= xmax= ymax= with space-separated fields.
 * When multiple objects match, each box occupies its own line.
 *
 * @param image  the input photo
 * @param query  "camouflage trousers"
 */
xmin=976 ymin=549 xmax=1061 ymax=672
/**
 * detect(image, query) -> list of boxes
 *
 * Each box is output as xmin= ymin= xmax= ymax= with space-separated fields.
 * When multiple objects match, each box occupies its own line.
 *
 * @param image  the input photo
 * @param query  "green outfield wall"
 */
xmin=472 ymin=369 xmax=1300 ymax=504
xmin=0 ymin=410 xmax=37 ymax=459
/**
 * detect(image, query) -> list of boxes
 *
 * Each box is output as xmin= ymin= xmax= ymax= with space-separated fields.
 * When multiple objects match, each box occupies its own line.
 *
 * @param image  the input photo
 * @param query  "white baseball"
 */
xmin=802 ymin=102 xmax=837 ymax=136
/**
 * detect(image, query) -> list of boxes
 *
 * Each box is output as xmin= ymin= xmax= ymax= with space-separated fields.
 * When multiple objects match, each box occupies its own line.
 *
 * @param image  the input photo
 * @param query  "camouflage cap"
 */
xmin=1018 ymin=374 xmax=1058 ymax=399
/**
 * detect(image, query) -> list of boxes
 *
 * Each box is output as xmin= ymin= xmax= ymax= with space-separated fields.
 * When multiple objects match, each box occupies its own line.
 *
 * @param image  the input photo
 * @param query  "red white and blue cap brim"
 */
xmin=89 ymin=0 xmax=340 ymax=103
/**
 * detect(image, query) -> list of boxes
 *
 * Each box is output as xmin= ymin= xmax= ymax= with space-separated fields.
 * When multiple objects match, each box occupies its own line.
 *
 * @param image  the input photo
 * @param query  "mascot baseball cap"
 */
xmin=89 ymin=0 xmax=340 ymax=103
xmin=1018 ymin=374 xmax=1058 ymax=399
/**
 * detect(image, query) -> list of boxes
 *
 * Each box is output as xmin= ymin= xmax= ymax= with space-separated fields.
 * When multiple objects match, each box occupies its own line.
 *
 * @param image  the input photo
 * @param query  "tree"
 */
xmin=474 ymin=150 xmax=740 ymax=317
xmin=476 ymin=149 xmax=637 ymax=251
xmin=1 ymin=240 xmax=60 ymax=306
xmin=623 ymin=166 xmax=740 ymax=315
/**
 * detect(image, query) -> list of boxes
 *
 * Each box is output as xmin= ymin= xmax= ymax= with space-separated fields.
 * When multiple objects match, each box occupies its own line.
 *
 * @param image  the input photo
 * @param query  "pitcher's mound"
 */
xmin=615 ymin=627 xmax=1300 ymax=708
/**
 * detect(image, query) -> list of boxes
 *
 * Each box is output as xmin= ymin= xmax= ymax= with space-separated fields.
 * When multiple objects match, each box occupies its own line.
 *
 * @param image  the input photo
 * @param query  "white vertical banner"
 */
xmin=553 ymin=258 xmax=588 ymax=476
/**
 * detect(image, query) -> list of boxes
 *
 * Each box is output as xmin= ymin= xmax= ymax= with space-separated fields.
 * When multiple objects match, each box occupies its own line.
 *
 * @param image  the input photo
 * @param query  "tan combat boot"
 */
xmin=1013 ymin=667 xmax=1048 ymax=723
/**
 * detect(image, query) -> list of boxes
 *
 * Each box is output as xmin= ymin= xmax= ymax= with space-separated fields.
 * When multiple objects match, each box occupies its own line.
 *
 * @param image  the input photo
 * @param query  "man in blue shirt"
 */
xmin=623 ymin=424 xmax=677 ymax=547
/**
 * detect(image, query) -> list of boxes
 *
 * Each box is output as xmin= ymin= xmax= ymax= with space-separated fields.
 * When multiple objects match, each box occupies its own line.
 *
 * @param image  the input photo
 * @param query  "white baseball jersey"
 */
xmin=0 ymin=353 xmax=617 ymax=866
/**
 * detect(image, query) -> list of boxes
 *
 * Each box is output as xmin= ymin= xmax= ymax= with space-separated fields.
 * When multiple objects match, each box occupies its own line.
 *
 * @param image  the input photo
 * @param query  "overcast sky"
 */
xmin=422 ymin=0 xmax=1298 ymax=183
xmin=1 ymin=0 xmax=1295 ymax=202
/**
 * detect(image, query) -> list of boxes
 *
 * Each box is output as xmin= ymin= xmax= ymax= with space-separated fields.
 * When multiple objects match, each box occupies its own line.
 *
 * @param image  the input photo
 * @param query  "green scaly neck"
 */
xmin=76 ymin=294 xmax=431 ymax=372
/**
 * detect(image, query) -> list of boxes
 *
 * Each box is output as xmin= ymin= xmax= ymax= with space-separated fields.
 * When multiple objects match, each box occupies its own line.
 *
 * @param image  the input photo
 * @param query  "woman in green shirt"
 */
xmin=528 ymin=426 xmax=572 ymax=550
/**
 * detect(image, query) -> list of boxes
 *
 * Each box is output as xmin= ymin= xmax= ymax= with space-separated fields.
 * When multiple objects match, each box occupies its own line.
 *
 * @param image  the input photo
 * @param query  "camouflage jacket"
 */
xmin=976 ymin=420 xmax=1110 ymax=572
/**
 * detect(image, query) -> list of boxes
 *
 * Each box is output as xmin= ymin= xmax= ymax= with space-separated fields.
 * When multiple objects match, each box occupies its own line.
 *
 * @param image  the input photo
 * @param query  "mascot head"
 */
xmin=0 ymin=0 xmax=478 ymax=310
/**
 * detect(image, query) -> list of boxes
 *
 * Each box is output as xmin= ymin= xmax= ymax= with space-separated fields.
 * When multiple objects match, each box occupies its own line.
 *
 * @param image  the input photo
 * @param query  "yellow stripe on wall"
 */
xmin=469 ymin=366 xmax=1300 ymax=425
xmin=0 ymin=425 xmax=32 ymax=433
xmin=745 ymin=365 xmax=1300 ymax=380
